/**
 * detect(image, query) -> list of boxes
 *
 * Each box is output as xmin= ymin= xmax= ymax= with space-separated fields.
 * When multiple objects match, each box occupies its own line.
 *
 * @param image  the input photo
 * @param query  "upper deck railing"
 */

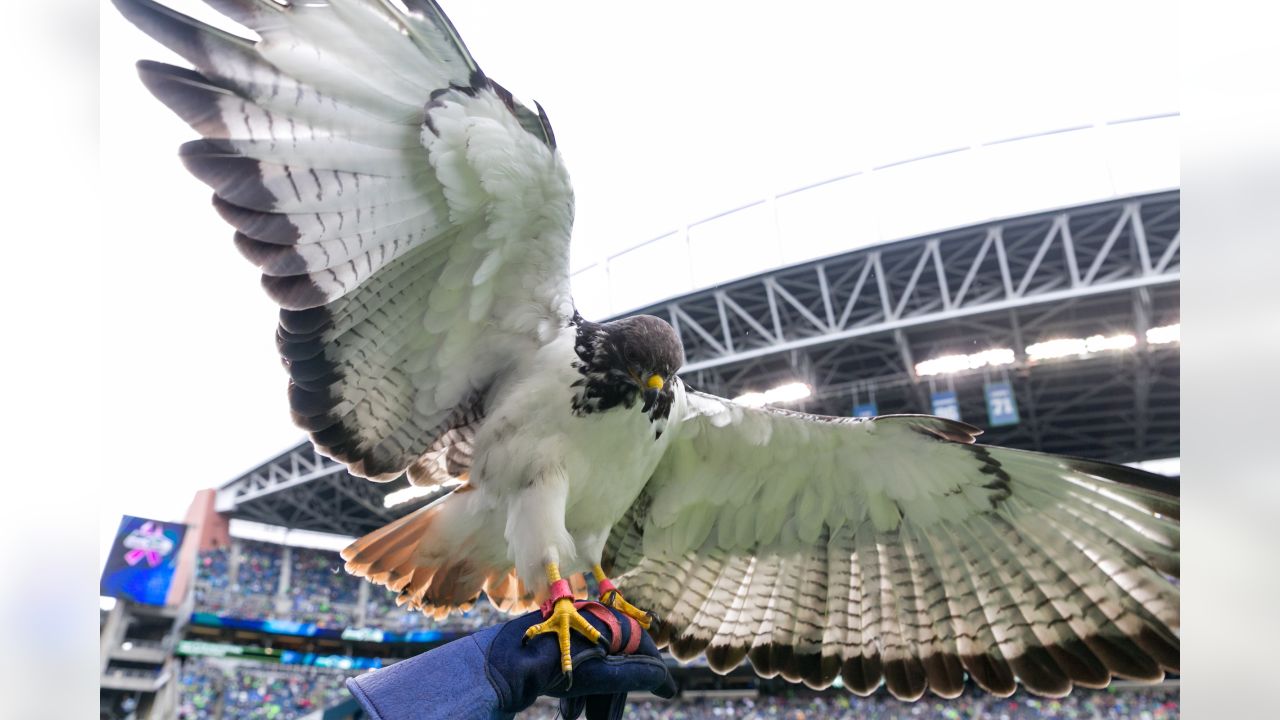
xmin=569 ymin=114 xmax=1178 ymax=319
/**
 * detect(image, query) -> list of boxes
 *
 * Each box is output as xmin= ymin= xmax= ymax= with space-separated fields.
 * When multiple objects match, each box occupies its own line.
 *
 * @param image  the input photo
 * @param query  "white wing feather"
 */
xmin=115 ymin=0 xmax=574 ymax=483
xmin=608 ymin=390 xmax=1179 ymax=700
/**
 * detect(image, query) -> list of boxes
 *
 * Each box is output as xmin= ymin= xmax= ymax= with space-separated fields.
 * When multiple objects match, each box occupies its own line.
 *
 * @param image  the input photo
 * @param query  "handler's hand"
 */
xmin=493 ymin=602 xmax=676 ymax=720
xmin=345 ymin=603 xmax=675 ymax=720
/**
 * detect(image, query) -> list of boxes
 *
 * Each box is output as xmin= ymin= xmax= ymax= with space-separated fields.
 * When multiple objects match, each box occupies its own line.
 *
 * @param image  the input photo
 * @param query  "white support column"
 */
xmin=356 ymin=581 xmax=371 ymax=627
xmin=228 ymin=538 xmax=241 ymax=589
xmin=279 ymin=545 xmax=292 ymax=599
xmin=276 ymin=544 xmax=293 ymax=617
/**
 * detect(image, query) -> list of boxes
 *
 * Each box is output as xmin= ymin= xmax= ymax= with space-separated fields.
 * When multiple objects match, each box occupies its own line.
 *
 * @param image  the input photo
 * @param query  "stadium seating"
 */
xmin=179 ymin=658 xmax=352 ymax=720
xmin=363 ymin=588 xmax=504 ymax=634
xmin=522 ymin=686 xmax=1180 ymax=720
xmin=287 ymin=547 xmax=361 ymax=627
xmin=176 ymin=659 xmax=221 ymax=720
xmin=179 ymin=656 xmax=1178 ymax=720
xmin=187 ymin=540 xmax=1178 ymax=720
xmin=193 ymin=540 xmax=507 ymax=633
xmin=237 ymin=540 xmax=284 ymax=596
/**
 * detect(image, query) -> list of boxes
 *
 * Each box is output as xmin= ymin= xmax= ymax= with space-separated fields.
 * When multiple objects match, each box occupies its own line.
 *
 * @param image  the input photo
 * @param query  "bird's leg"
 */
xmin=522 ymin=562 xmax=604 ymax=680
xmin=593 ymin=564 xmax=656 ymax=630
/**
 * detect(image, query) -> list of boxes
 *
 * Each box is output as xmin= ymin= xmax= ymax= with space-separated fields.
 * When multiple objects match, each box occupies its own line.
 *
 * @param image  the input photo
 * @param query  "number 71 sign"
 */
xmin=984 ymin=382 xmax=1020 ymax=427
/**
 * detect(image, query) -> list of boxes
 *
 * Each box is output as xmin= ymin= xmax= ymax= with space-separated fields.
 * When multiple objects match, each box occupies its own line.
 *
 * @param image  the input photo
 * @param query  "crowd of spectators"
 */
xmin=198 ymin=546 xmax=230 ymax=589
xmin=173 ymin=637 xmax=1176 ymax=719
xmin=522 ymin=685 xmax=1178 ymax=720
xmin=287 ymin=547 xmax=361 ymax=627
xmin=178 ymin=658 xmax=354 ymax=720
xmin=237 ymin=540 xmax=284 ymax=596
xmin=176 ymin=659 xmax=222 ymax=720
xmin=363 ymin=588 xmax=505 ymax=634
xmin=976 ymin=685 xmax=1179 ymax=720
xmin=192 ymin=539 xmax=513 ymax=632
xmin=193 ymin=545 xmax=230 ymax=611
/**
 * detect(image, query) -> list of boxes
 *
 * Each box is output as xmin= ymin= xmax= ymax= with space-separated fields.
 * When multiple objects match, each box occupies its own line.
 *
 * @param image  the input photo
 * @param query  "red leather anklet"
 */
xmin=539 ymin=578 xmax=574 ymax=618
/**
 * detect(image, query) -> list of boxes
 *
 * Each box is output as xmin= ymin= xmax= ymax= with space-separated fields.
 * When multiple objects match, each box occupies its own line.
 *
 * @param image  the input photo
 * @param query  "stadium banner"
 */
xmin=192 ymin=612 xmax=448 ymax=644
xmin=100 ymin=515 xmax=187 ymax=605
xmin=984 ymin=381 xmax=1021 ymax=427
xmin=176 ymin=639 xmax=382 ymax=669
xmin=930 ymin=391 xmax=961 ymax=421
xmin=852 ymin=402 xmax=878 ymax=418
xmin=280 ymin=651 xmax=383 ymax=670
xmin=176 ymin=640 xmax=253 ymax=659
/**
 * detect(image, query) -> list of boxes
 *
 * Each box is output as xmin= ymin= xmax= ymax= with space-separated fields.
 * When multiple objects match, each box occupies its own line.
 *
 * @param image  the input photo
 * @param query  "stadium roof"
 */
xmin=216 ymin=189 xmax=1178 ymax=537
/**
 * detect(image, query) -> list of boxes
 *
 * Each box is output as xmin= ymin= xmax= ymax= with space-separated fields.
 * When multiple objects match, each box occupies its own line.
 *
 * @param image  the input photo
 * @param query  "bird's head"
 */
xmin=609 ymin=315 xmax=684 ymax=413
xmin=570 ymin=314 xmax=684 ymax=421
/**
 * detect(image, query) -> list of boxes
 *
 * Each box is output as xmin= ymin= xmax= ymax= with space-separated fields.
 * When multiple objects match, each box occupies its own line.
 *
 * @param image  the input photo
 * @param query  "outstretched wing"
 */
xmin=114 ymin=0 xmax=575 ymax=483
xmin=606 ymin=390 xmax=1179 ymax=700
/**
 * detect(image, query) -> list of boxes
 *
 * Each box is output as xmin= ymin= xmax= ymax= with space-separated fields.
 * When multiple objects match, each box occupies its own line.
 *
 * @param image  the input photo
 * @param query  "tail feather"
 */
xmin=342 ymin=495 xmax=495 ymax=618
xmin=343 ymin=494 xmax=594 ymax=619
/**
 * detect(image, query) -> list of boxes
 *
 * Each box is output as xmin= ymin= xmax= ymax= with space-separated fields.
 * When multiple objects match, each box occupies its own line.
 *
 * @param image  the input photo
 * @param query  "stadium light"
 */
xmin=1026 ymin=332 xmax=1136 ymax=361
xmin=914 ymin=348 xmax=1015 ymax=377
xmin=1086 ymin=333 xmax=1137 ymax=352
xmin=383 ymin=480 xmax=463 ymax=509
xmin=1146 ymin=323 xmax=1180 ymax=345
xmin=733 ymin=382 xmax=812 ymax=407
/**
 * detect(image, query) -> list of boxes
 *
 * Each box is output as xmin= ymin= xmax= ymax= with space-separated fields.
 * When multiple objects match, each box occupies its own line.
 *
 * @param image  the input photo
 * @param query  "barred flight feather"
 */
xmin=605 ymin=394 xmax=1179 ymax=700
xmin=117 ymin=0 xmax=574 ymax=486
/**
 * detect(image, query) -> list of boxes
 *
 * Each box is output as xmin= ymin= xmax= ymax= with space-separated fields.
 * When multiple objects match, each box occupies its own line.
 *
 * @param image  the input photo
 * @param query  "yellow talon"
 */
xmin=593 ymin=564 xmax=656 ymax=630
xmin=602 ymin=589 xmax=655 ymax=630
xmin=523 ymin=563 xmax=604 ymax=678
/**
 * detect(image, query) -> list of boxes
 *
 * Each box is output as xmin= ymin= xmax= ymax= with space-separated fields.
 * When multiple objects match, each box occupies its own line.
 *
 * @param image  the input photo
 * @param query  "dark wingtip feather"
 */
xmin=1084 ymin=632 xmax=1165 ymax=683
xmin=746 ymin=645 xmax=777 ymax=678
xmin=962 ymin=653 xmax=1016 ymax=697
xmin=285 ymin=354 xmax=342 ymax=386
xmin=113 ymin=0 xmax=254 ymax=70
xmin=921 ymin=653 xmax=967 ymax=699
xmin=704 ymin=644 xmax=748 ymax=674
xmin=136 ymin=60 xmax=233 ymax=138
xmin=1063 ymin=454 xmax=1181 ymax=516
xmin=769 ymin=645 xmax=799 ymax=683
xmin=648 ymin=619 xmax=672 ymax=649
xmin=1135 ymin=625 xmax=1181 ymax=674
xmin=291 ymin=409 xmax=342 ymax=433
xmin=235 ymin=232 xmax=311 ymax=276
xmin=883 ymin=657 xmax=928 ymax=701
xmin=201 ymin=0 xmax=276 ymax=26
xmin=276 ymin=326 xmax=326 ymax=361
xmin=288 ymin=381 xmax=339 ymax=417
xmin=893 ymin=414 xmax=984 ymax=443
xmin=1009 ymin=647 xmax=1072 ymax=698
xmin=800 ymin=654 xmax=842 ymax=691
xmin=840 ymin=655 xmax=883 ymax=696
xmin=1046 ymin=639 xmax=1111 ymax=690
xmin=279 ymin=306 xmax=333 ymax=335
xmin=214 ymin=197 xmax=302 ymax=244
xmin=669 ymin=633 xmax=710 ymax=663
xmin=180 ymin=140 xmax=279 ymax=211
xmin=261 ymin=273 xmax=331 ymax=311
xmin=113 ymin=0 xmax=208 ymax=65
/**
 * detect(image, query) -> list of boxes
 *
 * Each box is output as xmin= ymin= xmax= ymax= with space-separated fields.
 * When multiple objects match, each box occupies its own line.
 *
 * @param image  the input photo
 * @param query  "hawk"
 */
xmin=113 ymin=0 xmax=1179 ymax=699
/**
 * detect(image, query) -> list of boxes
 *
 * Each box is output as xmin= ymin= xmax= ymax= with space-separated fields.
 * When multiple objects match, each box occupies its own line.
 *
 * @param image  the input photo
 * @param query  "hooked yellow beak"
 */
xmin=645 ymin=373 xmax=665 ymax=390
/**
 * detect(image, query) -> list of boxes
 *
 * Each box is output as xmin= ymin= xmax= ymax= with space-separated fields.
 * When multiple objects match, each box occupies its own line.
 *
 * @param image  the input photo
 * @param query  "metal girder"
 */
xmin=620 ymin=191 xmax=1180 ymax=467
xmin=216 ymin=443 xmax=435 ymax=535
xmin=642 ymin=192 xmax=1179 ymax=374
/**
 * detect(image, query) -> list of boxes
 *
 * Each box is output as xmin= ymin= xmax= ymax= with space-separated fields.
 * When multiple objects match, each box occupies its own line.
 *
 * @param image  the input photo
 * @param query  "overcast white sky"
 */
xmin=98 ymin=0 xmax=1176 ymax=564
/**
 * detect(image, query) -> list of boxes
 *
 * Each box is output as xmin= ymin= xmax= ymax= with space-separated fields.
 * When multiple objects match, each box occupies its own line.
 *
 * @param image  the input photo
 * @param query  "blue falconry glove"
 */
xmin=345 ymin=603 xmax=676 ymax=720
